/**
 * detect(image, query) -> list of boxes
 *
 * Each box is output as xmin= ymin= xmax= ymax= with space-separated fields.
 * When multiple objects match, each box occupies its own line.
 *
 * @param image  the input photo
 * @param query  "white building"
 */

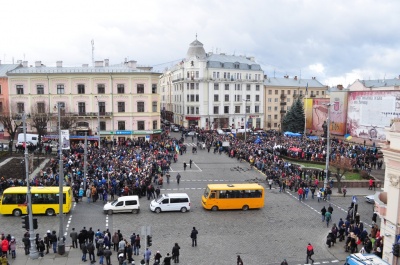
xmin=160 ymin=38 xmax=264 ymax=130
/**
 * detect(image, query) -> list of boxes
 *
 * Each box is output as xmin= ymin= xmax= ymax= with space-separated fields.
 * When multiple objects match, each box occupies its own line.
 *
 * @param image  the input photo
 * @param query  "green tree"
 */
xmin=282 ymin=98 xmax=305 ymax=132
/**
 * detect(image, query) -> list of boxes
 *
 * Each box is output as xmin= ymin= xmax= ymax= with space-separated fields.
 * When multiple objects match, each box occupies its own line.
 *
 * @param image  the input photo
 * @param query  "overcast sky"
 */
xmin=2 ymin=0 xmax=399 ymax=87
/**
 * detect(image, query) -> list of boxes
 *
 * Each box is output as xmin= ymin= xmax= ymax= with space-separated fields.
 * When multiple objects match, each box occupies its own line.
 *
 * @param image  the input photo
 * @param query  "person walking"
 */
xmin=342 ymin=186 xmax=347 ymax=197
xmin=163 ymin=253 xmax=172 ymax=265
xmin=237 ymin=255 xmax=244 ymax=265
xmin=86 ymin=187 xmax=92 ymax=203
xmin=176 ymin=173 xmax=181 ymax=184
xmin=171 ymin=243 xmax=180 ymax=263
xmin=306 ymin=243 xmax=314 ymax=264
xmin=51 ymin=231 xmax=57 ymax=253
xmin=87 ymin=241 xmax=96 ymax=263
xmin=281 ymin=259 xmax=288 ymax=265
xmin=189 ymin=159 xmax=193 ymax=169
xmin=268 ymin=178 xmax=273 ymax=190
xmin=317 ymin=190 xmax=321 ymax=202
xmin=321 ymin=206 xmax=327 ymax=222
xmin=190 ymin=227 xmax=198 ymax=247
xmin=22 ymin=233 xmax=30 ymax=255
xmin=134 ymin=235 xmax=140 ymax=255
xmin=297 ymin=187 xmax=303 ymax=201
xmin=183 ymin=162 xmax=187 ymax=171
xmin=81 ymin=242 xmax=88 ymax=262
xmin=325 ymin=210 xmax=332 ymax=227
xmin=144 ymin=248 xmax=151 ymax=265
xmin=70 ymin=228 xmax=78 ymax=248
xmin=104 ymin=246 xmax=112 ymax=265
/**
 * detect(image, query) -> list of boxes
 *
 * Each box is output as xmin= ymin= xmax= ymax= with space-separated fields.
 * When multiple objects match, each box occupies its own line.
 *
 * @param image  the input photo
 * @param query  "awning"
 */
xmin=185 ymin=116 xmax=200 ymax=121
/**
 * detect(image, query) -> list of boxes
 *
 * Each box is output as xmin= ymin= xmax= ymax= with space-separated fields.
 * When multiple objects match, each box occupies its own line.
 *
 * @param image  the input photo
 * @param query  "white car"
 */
xmin=365 ymin=194 xmax=375 ymax=203
xmin=186 ymin=131 xmax=198 ymax=136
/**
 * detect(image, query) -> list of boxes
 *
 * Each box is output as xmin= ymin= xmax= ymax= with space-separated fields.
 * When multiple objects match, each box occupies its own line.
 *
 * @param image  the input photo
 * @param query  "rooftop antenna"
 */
xmin=195 ymin=33 xmax=197 ymax=40
xmin=299 ymin=69 xmax=302 ymax=82
xmin=91 ymin=39 xmax=95 ymax=66
xmin=273 ymin=69 xmax=276 ymax=78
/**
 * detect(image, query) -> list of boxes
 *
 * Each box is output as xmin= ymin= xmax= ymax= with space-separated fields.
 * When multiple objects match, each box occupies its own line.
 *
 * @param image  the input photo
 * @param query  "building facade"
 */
xmin=264 ymin=76 xmax=328 ymax=131
xmin=160 ymin=39 xmax=264 ymax=130
xmin=7 ymin=60 xmax=161 ymax=142
xmin=0 ymin=62 xmax=20 ymax=133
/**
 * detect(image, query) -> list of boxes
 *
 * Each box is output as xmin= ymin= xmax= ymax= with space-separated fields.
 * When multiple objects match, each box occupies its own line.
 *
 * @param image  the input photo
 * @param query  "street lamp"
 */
xmin=53 ymin=103 xmax=65 ymax=255
xmin=324 ymin=103 xmax=332 ymax=189
xmin=243 ymin=99 xmax=250 ymax=142
xmin=21 ymin=113 xmax=39 ymax=259
xmin=94 ymin=96 xmax=101 ymax=150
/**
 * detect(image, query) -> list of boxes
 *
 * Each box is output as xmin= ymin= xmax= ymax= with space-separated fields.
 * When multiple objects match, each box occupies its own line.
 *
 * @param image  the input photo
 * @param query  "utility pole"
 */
xmin=23 ymin=113 xmax=39 ymax=259
xmin=324 ymin=103 xmax=332 ymax=189
xmin=95 ymin=96 xmax=101 ymax=150
xmin=243 ymin=99 xmax=250 ymax=142
xmin=84 ymin=133 xmax=87 ymax=192
xmin=57 ymin=103 xmax=65 ymax=255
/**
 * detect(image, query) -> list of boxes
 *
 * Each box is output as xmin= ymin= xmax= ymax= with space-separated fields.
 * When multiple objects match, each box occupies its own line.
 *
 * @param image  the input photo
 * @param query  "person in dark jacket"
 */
xmin=87 ymin=241 xmax=96 ymax=263
xmin=104 ymin=246 xmax=112 ymax=265
xmin=163 ymin=253 xmax=172 ymax=265
xmin=22 ymin=233 xmax=30 ymax=255
xmin=171 ymin=243 xmax=180 ymax=263
xmin=190 ymin=227 xmax=198 ymax=247
xmin=81 ymin=242 xmax=88 ymax=262
xmin=88 ymin=227 xmax=95 ymax=243
xmin=37 ymin=238 xmax=45 ymax=257
xmin=70 ymin=228 xmax=78 ymax=248
xmin=321 ymin=206 xmax=327 ymax=222
xmin=78 ymin=231 xmax=86 ymax=250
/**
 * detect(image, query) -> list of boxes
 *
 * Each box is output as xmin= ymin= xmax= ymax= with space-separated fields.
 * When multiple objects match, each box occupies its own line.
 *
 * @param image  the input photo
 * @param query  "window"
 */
xmin=224 ymin=106 xmax=229 ymax=114
xmin=117 ymin=102 xmax=125 ymax=113
xmin=37 ymin=85 xmax=44 ymax=94
xmin=196 ymin=94 xmax=199 ymax=102
xmin=78 ymin=102 xmax=86 ymax=115
xmin=246 ymin=84 xmax=251 ymax=91
xmin=137 ymin=102 xmax=144 ymax=112
xmin=268 ymin=106 xmax=271 ymax=111
xmin=58 ymin=102 xmax=66 ymax=116
xmin=0 ymin=102 xmax=2 ymax=112
xmin=322 ymin=91 xmax=325 ymax=95
xmin=190 ymin=95 xmax=194 ymax=102
xmin=190 ymin=83 xmax=194 ymax=90
xmin=268 ymin=98 xmax=272 ymax=102
xmin=153 ymin=120 xmax=157 ymax=130
xmin=99 ymin=102 xmax=105 ymax=115
xmin=195 ymin=71 xmax=199 ymax=78
xmin=137 ymin=84 xmax=144 ymax=94
xmin=196 ymin=107 xmax=199 ymax=114
xmin=118 ymin=121 xmax=125 ymax=130
xmin=225 ymin=84 xmax=229 ymax=90
xmin=213 ymin=106 xmax=219 ymax=114
xmin=246 ymin=95 xmax=250 ymax=101
xmin=255 ymin=95 xmax=260 ymax=101
xmin=268 ymin=90 xmax=272 ymax=95
xmin=152 ymin=101 xmax=157 ymax=112
xmin=274 ymin=106 xmax=278 ymax=111
xmin=0 ymin=85 xmax=2 ymax=94
xmin=235 ymin=106 xmax=240 ymax=113
xmin=117 ymin=84 xmax=125 ymax=94
xmin=214 ymin=95 xmax=219 ymax=102
xmin=214 ymin=83 xmax=219 ymax=90
xmin=274 ymin=123 xmax=277 ymax=127
xmin=275 ymin=90 xmax=278 ymax=95
xmin=97 ymin=84 xmax=105 ymax=94
xmin=225 ymin=95 xmax=229 ymax=101
xmin=16 ymin=85 xmax=24 ymax=95
xmin=275 ymin=98 xmax=278 ymax=102
xmin=137 ymin=121 xmax=145 ymax=130
xmin=152 ymin=84 xmax=157 ymax=94
xmin=100 ymin=121 xmax=106 ymax=131
xmin=256 ymin=85 xmax=260 ymax=91
xmin=316 ymin=91 xmax=319 ymax=95
xmin=246 ymin=105 xmax=250 ymax=113
xmin=287 ymin=98 xmax=291 ymax=102
xmin=17 ymin=102 xmax=24 ymax=113
xmin=37 ymin=102 xmax=45 ymax=114
xmin=57 ymin=84 xmax=64 ymax=94
xmin=255 ymin=105 xmax=259 ymax=113
xmin=196 ymin=83 xmax=199 ymax=90
xmin=287 ymin=90 xmax=291 ymax=95
xmin=235 ymin=84 xmax=241 ymax=91
xmin=77 ymin=84 xmax=85 ymax=94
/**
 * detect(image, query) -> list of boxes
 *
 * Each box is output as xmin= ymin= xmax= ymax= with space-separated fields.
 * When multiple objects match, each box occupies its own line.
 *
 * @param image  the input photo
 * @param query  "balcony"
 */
xmin=280 ymin=94 xmax=286 ymax=100
xmin=280 ymin=110 xmax=286 ymax=114
xmin=280 ymin=102 xmax=287 ymax=106
xmin=77 ymin=112 xmax=112 ymax=117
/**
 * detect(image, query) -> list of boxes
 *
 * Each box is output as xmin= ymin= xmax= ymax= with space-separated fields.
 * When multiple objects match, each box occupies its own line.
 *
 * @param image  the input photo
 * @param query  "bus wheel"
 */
xmin=13 ymin=209 xmax=22 ymax=217
xmin=46 ymin=208 xmax=55 ymax=216
xmin=242 ymin=205 xmax=249 ymax=211
xmin=211 ymin=206 xmax=218 ymax=211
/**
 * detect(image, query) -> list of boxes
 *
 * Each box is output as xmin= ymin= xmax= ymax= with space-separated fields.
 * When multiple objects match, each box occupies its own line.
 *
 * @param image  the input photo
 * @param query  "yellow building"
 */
xmin=263 ymin=75 xmax=328 ymax=130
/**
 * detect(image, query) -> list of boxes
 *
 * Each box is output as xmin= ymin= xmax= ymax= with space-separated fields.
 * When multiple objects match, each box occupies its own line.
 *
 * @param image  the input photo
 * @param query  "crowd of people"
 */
xmin=0 ymin=128 xmax=384 ymax=264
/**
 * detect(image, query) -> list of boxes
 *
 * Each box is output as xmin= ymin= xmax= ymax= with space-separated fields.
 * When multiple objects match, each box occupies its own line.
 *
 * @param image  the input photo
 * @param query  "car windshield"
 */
xmin=156 ymin=196 xmax=165 ymax=203
xmin=110 ymin=199 xmax=119 ymax=206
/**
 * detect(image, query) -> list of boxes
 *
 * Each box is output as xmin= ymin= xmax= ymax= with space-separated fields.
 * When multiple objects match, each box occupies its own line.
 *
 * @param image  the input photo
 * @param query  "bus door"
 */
xmin=208 ymin=191 xmax=217 ymax=208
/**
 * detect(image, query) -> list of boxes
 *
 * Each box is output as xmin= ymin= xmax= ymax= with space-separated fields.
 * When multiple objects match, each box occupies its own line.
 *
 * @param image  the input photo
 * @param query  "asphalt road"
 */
xmin=0 ymin=133 xmax=376 ymax=265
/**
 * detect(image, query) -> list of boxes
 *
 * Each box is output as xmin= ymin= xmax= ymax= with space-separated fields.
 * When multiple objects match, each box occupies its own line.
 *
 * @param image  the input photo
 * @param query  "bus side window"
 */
xmin=255 ymin=190 xmax=262 ymax=198
xmin=2 ymin=194 xmax=15 ymax=204
xmin=210 ymin=192 xmax=215 ymax=199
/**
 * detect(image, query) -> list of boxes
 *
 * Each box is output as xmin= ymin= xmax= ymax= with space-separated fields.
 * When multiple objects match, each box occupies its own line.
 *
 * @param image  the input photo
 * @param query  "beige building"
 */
xmin=375 ymin=120 xmax=400 ymax=264
xmin=263 ymin=76 xmax=328 ymax=130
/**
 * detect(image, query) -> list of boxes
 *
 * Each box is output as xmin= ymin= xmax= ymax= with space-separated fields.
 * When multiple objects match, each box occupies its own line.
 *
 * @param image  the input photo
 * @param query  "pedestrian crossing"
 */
xmin=184 ymin=143 xmax=198 ymax=147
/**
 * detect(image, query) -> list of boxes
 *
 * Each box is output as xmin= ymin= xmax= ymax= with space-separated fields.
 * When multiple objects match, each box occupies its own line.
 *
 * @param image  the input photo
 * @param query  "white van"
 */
xmin=103 ymin=195 xmax=140 ymax=214
xmin=150 ymin=193 xmax=191 ymax=213
xmin=16 ymin=133 xmax=39 ymax=147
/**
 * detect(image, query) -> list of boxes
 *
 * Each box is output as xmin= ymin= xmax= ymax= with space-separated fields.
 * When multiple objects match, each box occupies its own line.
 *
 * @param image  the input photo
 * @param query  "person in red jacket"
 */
xmin=306 ymin=243 xmax=314 ymax=264
xmin=297 ymin=187 xmax=304 ymax=201
xmin=1 ymin=237 xmax=9 ymax=257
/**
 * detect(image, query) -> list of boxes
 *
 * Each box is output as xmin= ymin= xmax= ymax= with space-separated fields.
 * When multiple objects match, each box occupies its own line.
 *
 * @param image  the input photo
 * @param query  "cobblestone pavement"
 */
xmin=1 ymin=139 xmax=377 ymax=265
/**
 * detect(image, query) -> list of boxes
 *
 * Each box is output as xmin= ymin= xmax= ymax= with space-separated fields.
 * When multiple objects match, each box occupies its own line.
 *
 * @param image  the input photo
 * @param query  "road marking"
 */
xmin=106 ymin=214 xmax=109 ymax=228
xmin=332 ymin=260 xmax=339 ymax=263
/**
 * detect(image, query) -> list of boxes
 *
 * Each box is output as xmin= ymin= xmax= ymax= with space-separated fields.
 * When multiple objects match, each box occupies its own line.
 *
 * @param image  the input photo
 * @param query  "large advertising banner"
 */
xmin=347 ymin=91 xmax=400 ymax=140
xmin=330 ymin=92 xmax=348 ymax=135
xmin=312 ymin=98 xmax=330 ymax=131
xmin=304 ymin=98 xmax=313 ymax=130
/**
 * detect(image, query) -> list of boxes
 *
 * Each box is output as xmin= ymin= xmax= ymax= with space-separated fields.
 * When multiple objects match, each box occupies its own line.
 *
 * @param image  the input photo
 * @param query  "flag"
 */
xmin=344 ymin=134 xmax=352 ymax=141
xmin=306 ymin=83 xmax=308 ymax=95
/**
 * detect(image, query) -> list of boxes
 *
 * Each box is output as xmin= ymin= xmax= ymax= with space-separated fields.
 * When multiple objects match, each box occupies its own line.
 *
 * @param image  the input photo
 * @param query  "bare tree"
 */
xmin=30 ymin=104 xmax=51 ymax=146
xmin=60 ymin=113 xmax=77 ymax=130
xmin=329 ymin=155 xmax=355 ymax=193
xmin=0 ymin=104 xmax=21 ymax=152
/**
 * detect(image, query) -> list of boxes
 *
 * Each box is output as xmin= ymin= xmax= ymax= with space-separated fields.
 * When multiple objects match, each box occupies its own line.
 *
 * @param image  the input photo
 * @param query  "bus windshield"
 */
xmin=203 ymin=187 xmax=211 ymax=198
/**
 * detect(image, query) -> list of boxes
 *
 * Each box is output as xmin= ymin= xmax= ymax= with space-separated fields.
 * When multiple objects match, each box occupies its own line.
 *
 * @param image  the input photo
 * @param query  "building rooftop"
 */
xmin=355 ymin=78 xmax=400 ymax=88
xmin=264 ymin=76 xmax=326 ymax=88
xmin=0 ymin=64 xmax=21 ymax=77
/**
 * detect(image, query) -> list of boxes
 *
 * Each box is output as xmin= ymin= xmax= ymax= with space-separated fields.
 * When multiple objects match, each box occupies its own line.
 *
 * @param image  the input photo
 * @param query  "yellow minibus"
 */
xmin=202 ymin=183 xmax=264 ymax=211
xmin=0 ymin=186 xmax=72 ymax=216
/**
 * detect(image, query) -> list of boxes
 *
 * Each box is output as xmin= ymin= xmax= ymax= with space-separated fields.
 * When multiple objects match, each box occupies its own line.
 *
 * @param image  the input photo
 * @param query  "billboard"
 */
xmin=311 ymin=98 xmax=330 ymax=131
xmin=304 ymin=98 xmax=313 ymax=130
xmin=61 ymin=130 xmax=70 ymax=150
xmin=330 ymin=92 xmax=348 ymax=135
xmin=347 ymin=91 xmax=400 ymax=140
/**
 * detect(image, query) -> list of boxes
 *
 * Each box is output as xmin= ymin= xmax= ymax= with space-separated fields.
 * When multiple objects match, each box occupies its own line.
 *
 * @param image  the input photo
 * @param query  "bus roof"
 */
xmin=2 ymin=186 xmax=71 ymax=194
xmin=206 ymin=183 xmax=264 ymax=190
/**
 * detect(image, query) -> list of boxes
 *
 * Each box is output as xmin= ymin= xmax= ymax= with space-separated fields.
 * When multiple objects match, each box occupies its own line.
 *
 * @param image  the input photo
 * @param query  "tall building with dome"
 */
xmin=160 ymin=38 xmax=264 ymax=130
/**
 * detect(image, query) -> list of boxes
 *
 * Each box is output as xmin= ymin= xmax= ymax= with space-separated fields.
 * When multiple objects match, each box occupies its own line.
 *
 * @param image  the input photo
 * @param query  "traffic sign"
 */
xmin=116 ymin=131 xmax=132 ymax=135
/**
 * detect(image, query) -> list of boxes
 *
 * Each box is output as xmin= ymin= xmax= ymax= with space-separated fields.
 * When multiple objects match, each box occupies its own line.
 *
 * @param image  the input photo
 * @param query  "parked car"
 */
xmin=0 ymin=143 xmax=9 ymax=151
xmin=172 ymin=127 xmax=180 ymax=132
xmin=186 ymin=131 xmax=198 ymax=136
xmin=365 ymin=194 xmax=375 ymax=204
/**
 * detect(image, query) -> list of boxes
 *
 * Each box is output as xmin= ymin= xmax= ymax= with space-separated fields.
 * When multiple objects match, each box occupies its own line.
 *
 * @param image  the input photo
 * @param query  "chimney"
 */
xmin=337 ymin=84 xmax=343 ymax=90
xmin=17 ymin=60 xmax=22 ymax=64
xmin=56 ymin=61 xmax=63 ymax=67
xmin=104 ymin=59 xmax=109 ymax=67
xmin=22 ymin=61 xmax=28 ymax=67
xmin=127 ymin=60 xmax=137 ymax=69
xmin=82 ymin=64 xmax=89 ymax=67
xmin=264 ymin=75 xmax=267 ymax=79
xmin=95 ymin=61 xmax=103 ymax=67
xmin=294 ymin=76 xmax=297 ymax=80
xmin=35 ymin=61 xmax=42 ymax=67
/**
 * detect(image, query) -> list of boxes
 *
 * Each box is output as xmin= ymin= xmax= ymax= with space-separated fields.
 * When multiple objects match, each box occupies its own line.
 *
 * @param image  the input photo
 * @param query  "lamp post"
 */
xmin=243 ymin=99 xmax=250 ymax=142
xmin=324 ymin=103 xmax=332 ymax=189
xmin=54 ymin=103 xmax=65 ymax=255
xmin=95 ymin=96 xmax=101 ymax=150
xmin=22 ymin=113 xmax=39 ymax=259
